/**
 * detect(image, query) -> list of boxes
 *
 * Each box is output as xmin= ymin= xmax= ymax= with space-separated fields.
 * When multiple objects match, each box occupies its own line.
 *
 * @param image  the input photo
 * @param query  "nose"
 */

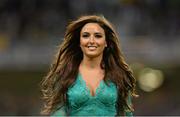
xmin=89 ymin=36 xmax=95 ymax=44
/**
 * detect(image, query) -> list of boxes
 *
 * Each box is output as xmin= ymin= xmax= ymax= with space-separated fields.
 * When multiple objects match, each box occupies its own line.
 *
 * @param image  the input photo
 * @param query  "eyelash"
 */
xmin=82 ymin=34 xmax=89 ymax=38
xmin=95 ymin=35 xmax=102 ymax=38
xmin=82 ymin=34 xmax=102 ymax=38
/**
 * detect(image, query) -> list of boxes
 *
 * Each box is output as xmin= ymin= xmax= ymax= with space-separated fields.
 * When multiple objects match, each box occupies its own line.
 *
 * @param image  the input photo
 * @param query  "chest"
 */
xmin=67 ymin=74 xmax=118 ymax=109
xmin=80 ymin=72 xmax=104 ymax=96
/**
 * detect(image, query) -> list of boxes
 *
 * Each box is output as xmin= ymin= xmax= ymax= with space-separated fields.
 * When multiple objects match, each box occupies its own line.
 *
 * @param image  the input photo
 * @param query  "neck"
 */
xmin=81 ymin=55 xmax=103 ymax=69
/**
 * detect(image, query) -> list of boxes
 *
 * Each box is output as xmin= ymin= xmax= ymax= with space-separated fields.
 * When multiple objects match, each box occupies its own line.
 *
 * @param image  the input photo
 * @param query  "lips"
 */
xmin=88 ymin=46 xmax=97 ymax=48
xmin=87 ymin=46 xmax=97 ymax=50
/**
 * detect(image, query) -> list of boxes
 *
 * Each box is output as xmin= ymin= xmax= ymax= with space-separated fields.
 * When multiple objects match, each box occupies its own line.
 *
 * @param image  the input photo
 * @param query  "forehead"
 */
xmin=81 ymin=23 xmax=105 ymax=33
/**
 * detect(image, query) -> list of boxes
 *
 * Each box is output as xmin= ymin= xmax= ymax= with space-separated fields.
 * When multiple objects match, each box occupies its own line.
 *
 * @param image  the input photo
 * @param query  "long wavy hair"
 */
xmin=40 ymin=15 xmax=137 ymax=115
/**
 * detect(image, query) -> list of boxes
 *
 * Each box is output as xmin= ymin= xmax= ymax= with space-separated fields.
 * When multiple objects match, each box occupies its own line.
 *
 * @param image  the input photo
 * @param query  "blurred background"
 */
xmin=0 ymin=0 xmax=180 ymax=115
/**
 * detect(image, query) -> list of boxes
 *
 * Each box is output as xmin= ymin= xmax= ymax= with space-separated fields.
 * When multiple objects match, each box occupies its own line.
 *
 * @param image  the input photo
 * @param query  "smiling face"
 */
xmin=80 ymin=23 xmax=107 ymax=59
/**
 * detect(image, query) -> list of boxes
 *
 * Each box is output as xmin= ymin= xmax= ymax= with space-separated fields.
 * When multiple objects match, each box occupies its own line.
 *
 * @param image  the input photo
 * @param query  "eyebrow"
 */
xmin=81 ymin=32 xmax=103 ymax=35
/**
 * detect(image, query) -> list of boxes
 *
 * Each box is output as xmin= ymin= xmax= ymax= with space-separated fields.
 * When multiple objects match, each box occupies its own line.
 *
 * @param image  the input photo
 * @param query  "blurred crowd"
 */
xmin=0 ymin=0 xmax=179 ymax=67
xmin=0 ymin=0 xmax=179 ymax=42
xmin=0 ymin=0 xmax=180 ymax=69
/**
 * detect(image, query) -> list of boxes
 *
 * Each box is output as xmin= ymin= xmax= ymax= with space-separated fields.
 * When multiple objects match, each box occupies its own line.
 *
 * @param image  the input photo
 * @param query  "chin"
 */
xmin=85 ymin=53 xmax=102 ymax=58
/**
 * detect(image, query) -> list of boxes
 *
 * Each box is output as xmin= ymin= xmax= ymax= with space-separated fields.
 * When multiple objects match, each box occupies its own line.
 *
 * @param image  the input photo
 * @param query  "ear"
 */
xmin=105 ymin=42 xmax=107 ymax=47
xmin=80 ymin=44 xmax=82 ymax=49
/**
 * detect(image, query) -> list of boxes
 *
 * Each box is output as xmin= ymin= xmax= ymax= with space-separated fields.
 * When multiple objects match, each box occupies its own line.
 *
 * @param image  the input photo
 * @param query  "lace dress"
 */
xmin=52 ymin=73 xmax=133 ymax=116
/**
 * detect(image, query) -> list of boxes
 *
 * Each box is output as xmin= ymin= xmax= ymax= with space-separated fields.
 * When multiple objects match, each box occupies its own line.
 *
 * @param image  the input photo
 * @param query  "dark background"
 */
xmin=0 ymin=0 xmax=180 ymax=115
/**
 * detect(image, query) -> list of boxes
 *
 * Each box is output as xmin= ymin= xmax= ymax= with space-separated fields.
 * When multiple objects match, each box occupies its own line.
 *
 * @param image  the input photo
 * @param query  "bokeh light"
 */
xmin=138 ymin=68 xmax=164 ymax=92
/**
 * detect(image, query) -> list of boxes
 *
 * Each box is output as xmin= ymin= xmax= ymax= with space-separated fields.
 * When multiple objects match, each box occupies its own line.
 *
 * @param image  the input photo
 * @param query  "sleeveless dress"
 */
xmin=52 ymin=73 xmax=133 ymax=116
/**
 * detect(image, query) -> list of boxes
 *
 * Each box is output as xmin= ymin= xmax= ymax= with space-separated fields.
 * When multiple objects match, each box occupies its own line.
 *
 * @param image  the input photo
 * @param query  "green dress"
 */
xmin=52 ymin=73 xmax=133 ymax=116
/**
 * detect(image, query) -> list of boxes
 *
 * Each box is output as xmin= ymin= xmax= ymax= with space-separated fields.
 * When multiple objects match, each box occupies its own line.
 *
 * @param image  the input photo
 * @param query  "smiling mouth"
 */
xmin=87 ymin=46 xmax=97 ymax=50
xmin=87 ymin=46 xmax=97 ymax=48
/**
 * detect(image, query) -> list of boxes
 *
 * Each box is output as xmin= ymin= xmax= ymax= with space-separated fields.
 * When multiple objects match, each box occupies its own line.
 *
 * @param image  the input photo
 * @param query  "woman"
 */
xmin=41 ymin=15 xmax=137 ymax=116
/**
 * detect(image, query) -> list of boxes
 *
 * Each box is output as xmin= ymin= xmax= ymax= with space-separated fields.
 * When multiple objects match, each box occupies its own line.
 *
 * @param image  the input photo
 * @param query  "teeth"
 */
xmin=88 ymin=46 xmax=96 ymax=48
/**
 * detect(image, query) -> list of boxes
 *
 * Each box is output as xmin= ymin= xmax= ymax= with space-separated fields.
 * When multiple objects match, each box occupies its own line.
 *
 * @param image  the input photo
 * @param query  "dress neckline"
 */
xmin=78 ymin=73 xmax=103 ymax=98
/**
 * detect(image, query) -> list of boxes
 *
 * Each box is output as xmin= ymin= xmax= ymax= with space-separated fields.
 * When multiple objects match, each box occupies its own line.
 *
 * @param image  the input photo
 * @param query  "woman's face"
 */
xmin=80 ymin=23 xmax=107 ymax=58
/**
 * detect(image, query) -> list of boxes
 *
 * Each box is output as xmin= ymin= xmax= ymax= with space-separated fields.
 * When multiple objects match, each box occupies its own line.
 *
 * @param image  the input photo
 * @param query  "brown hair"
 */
xmin=40 ymin=15 xmax=137 ymax=115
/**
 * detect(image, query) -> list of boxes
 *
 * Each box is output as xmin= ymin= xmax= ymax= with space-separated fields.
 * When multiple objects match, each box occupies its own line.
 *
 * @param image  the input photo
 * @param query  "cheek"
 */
xmin=80 ymin=38 xmax=84 ymax=46
xmin=80 ymin=38 xmax=87 ymax=49
xmin=99 ymin=39 xmax=107 ymax=47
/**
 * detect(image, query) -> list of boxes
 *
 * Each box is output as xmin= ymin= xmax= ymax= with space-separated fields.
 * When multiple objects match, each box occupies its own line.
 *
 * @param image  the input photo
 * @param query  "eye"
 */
xmin=82 ymin=34 xmax=89 ymax=37
xmin=81 ymin=33 xmax=89 ymax=38
xmin=95 ymin=34 xmax=102 ymax=38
